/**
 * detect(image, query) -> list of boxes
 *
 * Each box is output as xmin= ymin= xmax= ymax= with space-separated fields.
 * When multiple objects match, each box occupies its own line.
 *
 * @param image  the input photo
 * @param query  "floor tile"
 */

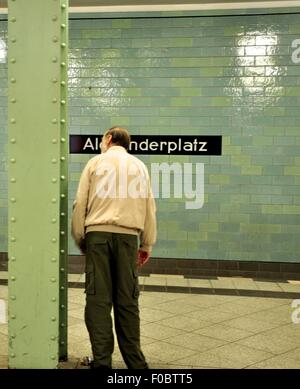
xmin=140 ymin=307 xmax=176 ymax=323
xmin=195 ymin=323 xmax=253 ymax=342
xmin=166 ymin=278 xmax=190 ymax=287
xmin=254 ymin=281 xmax=283 ymax=292
xmin=0 ymin=333 xmax=8 ymax=356
xmin=0 ymin=286 xmax=8 ymax=299
xmin=164 ymin=332 xmax=226 ymax=352
xmin=211 ymin=279 xmax=235 ymax=289
xmin=247 ymin=355 xmax=300 ymax=369
xmin=215 ymin=301 xmax=267 ymax=315
xmin=0 ymin=355 xmax=8 ymax=369
xmin=68 ymin=338 xmax=92 ymax=359
xmin=142 ymin=340 xmax=198 ymax=363
xmin=277 ymin=283 xmax=300 ymax=293
xmin=143 ymin=277 xmax=167 ymax=286
xmin=59 ymin=357 xmax=80 ymax=369
xmin=0 ymin=324 xmax=8 ymax=336
xmin=232 ymin=278 xmax=258 ymax=290
xmin=154 ymin=300 xmax=198 ymax=315
xmin=280 ymin=347 xmax=300 ymax=362
xmin=67 ymin=307 xmax=85 ymax=320
xmin=68 ymin=274 xmax=81 ymax=283
xmin=236 ymin=332 xmax=298 ymax=355
xmin=185 ymin=307 xmax=242 ymax=323
xmin=223 ymin=316 xmax=281 ymax=334
xmin=0 ymin=272 xmax=8 ymax=280
xmin=158 ymin=314 xmax=211 ymax=331
xmin=141 ymin=322 xmax=185 ymax=340
xmin=210 ymin=343 xmax=274 ymax=366
xmin=244 ymin=307 xmax=293 ymax=325
xmin=67 ymin=322 xmax=90 ymax=342
xmin=186 ymin=278 xmax=212 ymax=288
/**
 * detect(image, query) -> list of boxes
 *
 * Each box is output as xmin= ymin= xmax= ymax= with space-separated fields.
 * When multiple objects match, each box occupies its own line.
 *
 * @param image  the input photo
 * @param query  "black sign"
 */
xmin=69 ymin=135 xmax=222 ymax=155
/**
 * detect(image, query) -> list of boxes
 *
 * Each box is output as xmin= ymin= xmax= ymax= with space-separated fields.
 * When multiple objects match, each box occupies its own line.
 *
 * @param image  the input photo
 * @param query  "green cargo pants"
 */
xmin=84 ymin=231 xmax=148 ymax=369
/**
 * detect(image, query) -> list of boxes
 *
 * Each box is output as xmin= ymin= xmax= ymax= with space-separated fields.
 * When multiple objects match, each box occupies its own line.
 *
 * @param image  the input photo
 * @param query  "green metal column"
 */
xmin=8 ymin=0 xmax=68 ymax=368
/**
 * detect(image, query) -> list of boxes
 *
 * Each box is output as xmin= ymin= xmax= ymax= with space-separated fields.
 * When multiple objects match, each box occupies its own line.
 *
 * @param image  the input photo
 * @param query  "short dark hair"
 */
xmin=104 ymin=126 xmax=131 ymax=150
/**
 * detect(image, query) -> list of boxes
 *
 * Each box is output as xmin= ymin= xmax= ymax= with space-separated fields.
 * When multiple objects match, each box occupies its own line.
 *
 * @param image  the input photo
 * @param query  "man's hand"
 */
xmin=137 ymin=249 xmax=150 ymax=267
xmin=79 ymin=239 xmax=86 ymax=255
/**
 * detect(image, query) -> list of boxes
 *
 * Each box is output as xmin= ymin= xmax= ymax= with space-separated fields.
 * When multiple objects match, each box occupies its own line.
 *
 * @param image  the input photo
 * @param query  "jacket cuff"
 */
xmin=139 ymin=244 xmax=152 ymax=253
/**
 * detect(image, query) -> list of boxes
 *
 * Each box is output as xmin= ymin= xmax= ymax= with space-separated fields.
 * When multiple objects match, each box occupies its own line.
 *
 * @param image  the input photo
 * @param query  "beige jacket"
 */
xmin=71 ymin=145 xmax=157 ymax=252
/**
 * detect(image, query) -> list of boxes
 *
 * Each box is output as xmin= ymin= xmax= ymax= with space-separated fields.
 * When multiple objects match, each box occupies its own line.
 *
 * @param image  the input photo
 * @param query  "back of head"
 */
xmin=105 ymin=126 xmax=131 ymax=150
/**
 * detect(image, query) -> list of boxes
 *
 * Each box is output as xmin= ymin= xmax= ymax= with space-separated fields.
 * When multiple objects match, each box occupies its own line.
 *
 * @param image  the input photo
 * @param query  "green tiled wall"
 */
xmin=1 ymin=10 xmax=300 ymax=262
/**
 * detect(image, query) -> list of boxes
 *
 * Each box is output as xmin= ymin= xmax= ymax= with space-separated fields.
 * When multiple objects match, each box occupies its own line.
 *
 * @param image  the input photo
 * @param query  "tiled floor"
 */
xmin=0 ymin=273 xmax=300 ymax=369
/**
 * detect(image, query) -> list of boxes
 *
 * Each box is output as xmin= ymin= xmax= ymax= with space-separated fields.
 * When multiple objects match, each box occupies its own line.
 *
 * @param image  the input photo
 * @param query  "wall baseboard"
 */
xmin=1 ymin=252 xmax=300 ymax=280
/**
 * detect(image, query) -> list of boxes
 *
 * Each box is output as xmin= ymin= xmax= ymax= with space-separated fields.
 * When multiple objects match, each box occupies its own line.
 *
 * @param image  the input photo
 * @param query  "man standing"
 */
xmin=71 ymin=127 xmax=157 ymax=369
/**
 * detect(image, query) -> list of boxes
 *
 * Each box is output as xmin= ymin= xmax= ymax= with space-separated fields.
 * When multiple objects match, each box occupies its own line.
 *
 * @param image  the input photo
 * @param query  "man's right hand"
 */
xmin=79 ymin=239 xmax=86 ymax=255
xmin=137 ymin=250 xmax=150 ymax=267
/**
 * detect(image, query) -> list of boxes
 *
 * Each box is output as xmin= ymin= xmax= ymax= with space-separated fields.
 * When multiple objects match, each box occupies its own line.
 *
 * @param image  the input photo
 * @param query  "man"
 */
xmin=71 ymin=126 xmax=157 ymax=369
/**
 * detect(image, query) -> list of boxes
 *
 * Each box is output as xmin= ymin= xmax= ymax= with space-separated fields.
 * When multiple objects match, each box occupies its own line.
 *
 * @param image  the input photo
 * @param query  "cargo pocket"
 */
xmin=132 ymin=268 xmax=140 ymax=299
xmin=120 ymin=235 xmax=138 ymax=251
xmin=85 ymin=261 xmax=95 ymax=295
